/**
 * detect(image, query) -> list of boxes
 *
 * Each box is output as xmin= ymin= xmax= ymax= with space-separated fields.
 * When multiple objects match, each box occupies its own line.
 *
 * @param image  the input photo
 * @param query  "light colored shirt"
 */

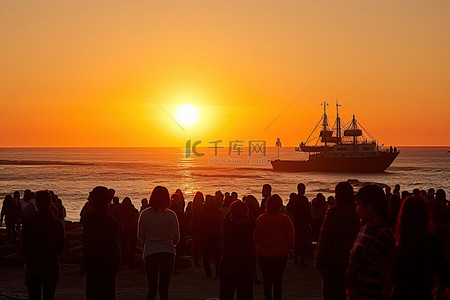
xmin=138 ymin=208 xmax=180 ymax=258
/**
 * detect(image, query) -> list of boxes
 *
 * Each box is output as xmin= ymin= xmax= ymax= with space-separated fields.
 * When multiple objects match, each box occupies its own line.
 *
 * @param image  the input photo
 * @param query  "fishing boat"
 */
xmin=271 ymin=101 xmax=399 ymax=173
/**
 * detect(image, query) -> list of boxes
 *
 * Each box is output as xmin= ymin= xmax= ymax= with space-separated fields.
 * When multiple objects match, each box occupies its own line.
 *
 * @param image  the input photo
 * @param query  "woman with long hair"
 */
xmin=393 ymin=196 xmax=450 ymax=299
xmin=138 ymin=186 xmax=180 ymax=300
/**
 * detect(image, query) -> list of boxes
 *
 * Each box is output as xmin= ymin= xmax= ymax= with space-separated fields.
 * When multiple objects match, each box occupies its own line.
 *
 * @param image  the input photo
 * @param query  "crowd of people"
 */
xmin=1 ymin=183 xmax=450 ymax=300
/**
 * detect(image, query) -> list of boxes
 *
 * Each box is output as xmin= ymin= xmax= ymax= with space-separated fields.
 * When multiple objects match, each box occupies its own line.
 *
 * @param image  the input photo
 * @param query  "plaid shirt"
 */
xmin=346 ymin=223 xmax=395 ymax=300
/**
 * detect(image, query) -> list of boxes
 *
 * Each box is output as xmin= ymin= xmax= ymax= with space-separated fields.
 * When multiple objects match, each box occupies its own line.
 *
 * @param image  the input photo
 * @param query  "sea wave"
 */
xmin=389 ymin=166 xmax=420 ymax=171
xmin=189 ymin=173 xmax=261 ymax=179
xmin=0 ymin=160 xmax=93 ymax=166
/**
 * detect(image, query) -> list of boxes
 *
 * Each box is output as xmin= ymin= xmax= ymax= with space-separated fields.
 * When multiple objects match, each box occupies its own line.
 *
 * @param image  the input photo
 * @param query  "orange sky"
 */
xmin=1 ymin=0 xmax=449 ymax=147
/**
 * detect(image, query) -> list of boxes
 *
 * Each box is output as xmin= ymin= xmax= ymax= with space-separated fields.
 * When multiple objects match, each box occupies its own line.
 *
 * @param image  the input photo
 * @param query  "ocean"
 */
xmin=0 ymin=147 xmax=448 ymax=221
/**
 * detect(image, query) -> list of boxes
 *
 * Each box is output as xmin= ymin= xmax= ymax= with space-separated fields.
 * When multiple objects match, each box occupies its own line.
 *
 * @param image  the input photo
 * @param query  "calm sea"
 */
xmin=0 ymin=147 xmax=448 ymax=221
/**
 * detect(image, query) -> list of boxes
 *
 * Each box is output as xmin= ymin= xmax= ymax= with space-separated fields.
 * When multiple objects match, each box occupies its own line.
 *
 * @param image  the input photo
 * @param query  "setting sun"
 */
xmin=175 ymin=104 xmax=200 ymax=127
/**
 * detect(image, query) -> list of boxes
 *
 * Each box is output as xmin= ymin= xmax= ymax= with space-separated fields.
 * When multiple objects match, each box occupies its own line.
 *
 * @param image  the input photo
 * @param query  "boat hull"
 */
xmin=271 ymin=152 xmax=399 ymax=173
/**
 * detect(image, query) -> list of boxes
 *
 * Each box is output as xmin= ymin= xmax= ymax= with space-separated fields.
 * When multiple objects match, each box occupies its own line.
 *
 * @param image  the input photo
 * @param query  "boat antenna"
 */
xmin=321 ymin=101 xmax=329 ymax=130
xmin=336 ymin=99 xmax=341 ymax=143
xmin=321 ymin=101 xmax=329 ymax=147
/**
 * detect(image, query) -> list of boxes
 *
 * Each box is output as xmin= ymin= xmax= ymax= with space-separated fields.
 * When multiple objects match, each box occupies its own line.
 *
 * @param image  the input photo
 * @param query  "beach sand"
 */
xmin=0 ymin=253 xmax=322 ymax=300
xmin=1 ymin=220 xmax=323 ymax=300
xmin=0 ymin=256 xmax=323 ymax=300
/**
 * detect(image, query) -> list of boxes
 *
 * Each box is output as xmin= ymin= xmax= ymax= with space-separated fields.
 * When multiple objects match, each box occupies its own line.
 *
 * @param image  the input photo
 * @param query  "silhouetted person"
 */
xmin=48 ymin=191 xmax=59 ymax=219
xmin=221 ymin=194 xmax=233 ymax=217
xmin=231 ymin=192 xmax=238 ymax=201
xmin=108 ymin=196 xmax=120 ymax=218
xmin=1 ymin=195 xmax=20 ymax=241
xmin=54 ymin=197 xmax=66 ymax=224
xmin=215 ymin=191 xmax=224 ymax=208
xmin=200 ymin=195 xmax=223 ymax=278
xmin=259 ymin=184 xmax=272 ymax=215
xmin=413 ymin=188 xmax=421 ymax=197
xmin=244 ymin=195 xmax=260 ymax=222
xmin=175 ymin=189 xmax=186 ymax=212
xmin=170 ymin=193 xmax=185 ymax=268
xmin=326 ymin=196 xmax=335 ymax=207
xmin=346 ymin=185 xmax=395 ymax=300
xmin=138 ymin=186 xmax=179 ymax=300
xmin=429 ymin=189 xmax=450 ymax=248
xmin=243 ymin=194 xmax=263 ymax=285
xmin=427 ymin=188 xmax=435 ymax=202
xmin=140 ymin=198 xmax=149 ymax=212
xmin=21 ymin=189 xmax=37 ymax=221
xmin=82 ymin=186 xmax=120 ymax=300
xmin=13 ymin=191 xmax=23 ymax=230
xmin=117 ymin=197 xmax=139 ymax=268
xmin=286 ymin=183 xmax=311 ymax=265
xmin=311 ymin=193 xmax=327 ymax=242
xmin=385 ymin=186 xmax=392 ymax=210
xmin=393 ymin=196 xmax=450 ymax=299
xmin=393 ymin=184 xmax=400 ymax=195
xmin=315 ymin=182 xmax=360 ymax=300
xmin=389 ymin=193 xmax=402 ymax=229
xmin=22 ymin=190 xmax=64 ymax=300
xmin=220 ymin=201 xmax=256 ymax=300
xmin=255 ymin=194 xmax=295 ymax=300
xmin=436 ymin=189 xmax=448 ymax=205
xmin=401 ymin=190 xmax=410 ymax=201
xmin=190 ymin=191 xmax=204 ymax=267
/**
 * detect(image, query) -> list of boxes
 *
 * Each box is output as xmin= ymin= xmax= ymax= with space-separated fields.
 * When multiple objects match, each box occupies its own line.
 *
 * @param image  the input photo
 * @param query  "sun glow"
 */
xmin=175 ymin=104 xmax=200 ymax=127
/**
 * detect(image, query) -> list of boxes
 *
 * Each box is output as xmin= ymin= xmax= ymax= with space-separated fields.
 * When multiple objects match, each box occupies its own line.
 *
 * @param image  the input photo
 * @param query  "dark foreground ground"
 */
xmin=0 ymin=259 xmax=322 ymax=300
xmin=0 ymin=225 xmax=322 ymax=300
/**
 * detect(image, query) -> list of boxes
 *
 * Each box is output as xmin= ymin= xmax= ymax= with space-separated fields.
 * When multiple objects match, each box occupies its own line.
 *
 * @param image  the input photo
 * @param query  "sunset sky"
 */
xmin=1 ymin=0 xmax=449 ymax=147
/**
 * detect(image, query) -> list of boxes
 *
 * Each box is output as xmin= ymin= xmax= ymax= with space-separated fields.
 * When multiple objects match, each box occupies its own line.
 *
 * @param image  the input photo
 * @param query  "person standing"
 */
xmin=200 ymin=195 xmax=223 ymax=278
xmin=255 ymin=194 xmax=295 ymax=300
xmin=346 ymin=185 xmax=396 ymax=300
xmin=315 ymin=182 xmax=360 ymax=300
xmin=190 ymin=191 xmax=204 ymax=267
xmin=22 ymin=190 xmax=64 ymax=300
xmin=82 ymin=186 xmax=120 ymax=300
xmin=116 ymin=197 xmax=139 ymax=268
xmin=393 ymin=196 xmax=450 ymax=299
xmin=286 ymin=183 xmax=311 ymax=265
xmin=259 ymin=184 xmax=272 ymax=215
xmin=220 ymin=201 xmax=256 ymax=300
xmin=1 ymin=195 xmax=20 ymax=241
xmin=138 ymin=186 xmax=180 ymax=300
xmin=310 ymin=193 xmax=327 ymax=243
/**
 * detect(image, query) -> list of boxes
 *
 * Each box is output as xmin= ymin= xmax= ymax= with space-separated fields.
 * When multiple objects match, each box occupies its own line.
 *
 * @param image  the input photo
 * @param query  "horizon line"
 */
xmin=0 ymin=145 xmax=449 ymax=148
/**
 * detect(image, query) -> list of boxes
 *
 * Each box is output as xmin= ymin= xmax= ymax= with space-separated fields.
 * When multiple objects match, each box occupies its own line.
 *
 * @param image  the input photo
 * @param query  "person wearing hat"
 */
xmin=220 ymin=200 xmax=256 ymax=300
xmin=82 ymin=186 xmax=120 ymax=300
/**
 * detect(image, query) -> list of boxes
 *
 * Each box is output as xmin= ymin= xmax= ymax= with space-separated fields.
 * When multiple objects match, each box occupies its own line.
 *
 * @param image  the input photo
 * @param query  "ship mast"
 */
xmin=336 ymin=99 xmax=341 ymax=144
xmin=351 ymin=115 xmax=357 ymax=145
xmin=321 ymin=101 xmax=329 ymax=147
